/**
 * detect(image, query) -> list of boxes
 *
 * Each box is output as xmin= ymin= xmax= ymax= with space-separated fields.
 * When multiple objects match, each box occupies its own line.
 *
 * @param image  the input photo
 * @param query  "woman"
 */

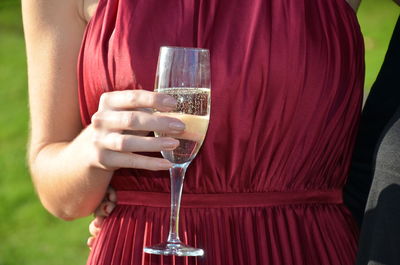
xmin=22 ymin=0 xmax=363 ymax=264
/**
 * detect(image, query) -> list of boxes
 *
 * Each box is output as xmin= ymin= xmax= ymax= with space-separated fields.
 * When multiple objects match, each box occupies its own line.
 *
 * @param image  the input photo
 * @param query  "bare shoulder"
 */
xmin=22 ymin=0 xmax=85 ymax=28
xmin=82 ymin=0 xmax=100 ymax=23
xmin=22 ymin=0 xmax=99 ymax=24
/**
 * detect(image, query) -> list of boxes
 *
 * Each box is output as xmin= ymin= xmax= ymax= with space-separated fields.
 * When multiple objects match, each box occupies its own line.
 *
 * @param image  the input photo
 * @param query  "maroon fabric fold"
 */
xmin=117 ymin=190 xmax=343 ymax=208
xmin=79 ymin=0 xmax=364 ymax=264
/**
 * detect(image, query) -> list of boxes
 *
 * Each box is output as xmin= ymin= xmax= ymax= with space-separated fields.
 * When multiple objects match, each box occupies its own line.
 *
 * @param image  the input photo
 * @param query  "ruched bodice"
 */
xmin=79 ymin=0 xmax=364 ymax=264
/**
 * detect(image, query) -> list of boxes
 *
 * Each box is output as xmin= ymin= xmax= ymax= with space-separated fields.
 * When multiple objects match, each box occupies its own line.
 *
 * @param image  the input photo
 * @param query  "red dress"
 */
xmin=79 ymin=0 xmax=364 ymax=264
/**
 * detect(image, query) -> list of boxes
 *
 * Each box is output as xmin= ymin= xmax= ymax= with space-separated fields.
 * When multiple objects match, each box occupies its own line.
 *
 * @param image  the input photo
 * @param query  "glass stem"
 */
xmin=167 ymin=162 xmax=189 ymax=244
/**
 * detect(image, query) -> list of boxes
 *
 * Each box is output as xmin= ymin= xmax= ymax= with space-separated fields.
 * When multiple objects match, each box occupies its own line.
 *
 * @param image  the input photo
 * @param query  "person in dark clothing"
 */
xmin=344 ymin=15 xmax=400 ymax=265
xmin=357 ymin=111 xmax=400 ymax=265
xmin=344 ymin=15 xmax=400 ymax=227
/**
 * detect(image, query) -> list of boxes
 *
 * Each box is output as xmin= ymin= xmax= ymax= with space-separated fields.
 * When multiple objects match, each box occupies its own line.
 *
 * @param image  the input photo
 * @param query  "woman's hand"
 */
xmin=88 ymin=89 xmax=184 ymax=171
xmin=87 ymin=187 xmax=117 ymax=249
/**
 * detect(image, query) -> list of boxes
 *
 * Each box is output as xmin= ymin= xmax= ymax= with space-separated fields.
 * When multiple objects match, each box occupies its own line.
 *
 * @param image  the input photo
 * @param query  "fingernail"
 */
xmin=105 ymin=204 xmax=115 ymax=215
xmin=169 ymin=121 xmax=185 ymax=130
xmin=169 ymin=130 xmax=184 ymax=135
xmin=87 ymin=237 xmax=94 ymax=248
xmin=162 ymin=139 xmax=180 ymax=149
xmin=162 ymin=96 xmax=177 ymax=108
xmin=159 ymin=160 xmax=172 ymax=168
xmin=108 ymin=192 xmax=117 ymax=202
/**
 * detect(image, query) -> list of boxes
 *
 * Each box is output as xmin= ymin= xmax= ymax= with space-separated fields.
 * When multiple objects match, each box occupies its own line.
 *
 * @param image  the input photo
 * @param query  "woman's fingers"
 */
xmin=98 ymin=90 xmax=177 ymax=112
xmin=96 ymin=150 xmax=173 ymax=171
xmin=93 ymin=200 xmax=115 ymax=217
xmin=91 ymin=110 xmax=185 ymax=133
xmin=90 ymin=90 xmax=181 ymax=172
xmin=87 ymin=236 xmax=95 ymax=249
xmin=89 ymin=217 xmax=102 ymax=237
xmin=105 ymin=187 xmax=117 ymax=203
xmin=88 ymin=216 xmax=105 ymax=249
xmin=98 ymin=133 xmax=180 ymax=152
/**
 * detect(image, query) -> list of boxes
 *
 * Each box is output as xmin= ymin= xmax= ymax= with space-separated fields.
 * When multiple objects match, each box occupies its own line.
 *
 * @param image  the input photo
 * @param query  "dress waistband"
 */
xmin=116 ymin=189 xmax=343 ymax=208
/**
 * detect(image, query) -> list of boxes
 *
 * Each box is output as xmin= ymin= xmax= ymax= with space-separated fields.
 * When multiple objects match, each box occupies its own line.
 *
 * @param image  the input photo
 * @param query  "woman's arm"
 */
xmin=22 ymin=0 xmax=97 ymax=220
xmin=22 ymin=0 xmax=182 ymax=220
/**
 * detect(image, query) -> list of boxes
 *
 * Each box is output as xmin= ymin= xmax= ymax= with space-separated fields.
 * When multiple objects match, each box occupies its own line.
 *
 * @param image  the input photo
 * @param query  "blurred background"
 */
xmin=0 ymin=0 xmax=399 ymax=264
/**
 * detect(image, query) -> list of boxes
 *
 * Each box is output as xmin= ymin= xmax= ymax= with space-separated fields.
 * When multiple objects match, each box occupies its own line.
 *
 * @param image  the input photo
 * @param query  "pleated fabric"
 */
xmin=78 ymin=0 xmax=365 ymax=264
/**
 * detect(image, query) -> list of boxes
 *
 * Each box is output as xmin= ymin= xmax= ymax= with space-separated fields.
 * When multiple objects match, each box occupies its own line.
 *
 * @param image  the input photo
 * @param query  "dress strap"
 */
xmin=116 ymin=189 xmax=343 ymax=208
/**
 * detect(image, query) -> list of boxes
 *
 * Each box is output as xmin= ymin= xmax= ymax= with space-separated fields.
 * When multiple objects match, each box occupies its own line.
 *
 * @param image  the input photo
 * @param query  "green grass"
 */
xmin=0 ymin=1 xmax=399 ymax=264
xmin=0 ymin=2 xmax=90 ymax=265
xmin=358 ymin=0 xmax=399 ymax=92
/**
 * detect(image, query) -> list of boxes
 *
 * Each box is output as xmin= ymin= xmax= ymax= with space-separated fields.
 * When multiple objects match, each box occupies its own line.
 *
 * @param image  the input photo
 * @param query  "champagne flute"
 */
xmin=143 ymin=46 xmax=211 ymax=256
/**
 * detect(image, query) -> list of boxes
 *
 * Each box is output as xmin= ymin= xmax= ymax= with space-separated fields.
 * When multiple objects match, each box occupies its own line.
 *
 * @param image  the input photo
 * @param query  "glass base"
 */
xmin=144 ymin=242 xmax=204 ymax=256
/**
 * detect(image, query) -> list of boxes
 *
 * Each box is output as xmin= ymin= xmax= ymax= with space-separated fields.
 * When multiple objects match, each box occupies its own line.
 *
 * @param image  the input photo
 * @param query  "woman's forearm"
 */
xmin=30 ymin=126 xmax=113 ymax=220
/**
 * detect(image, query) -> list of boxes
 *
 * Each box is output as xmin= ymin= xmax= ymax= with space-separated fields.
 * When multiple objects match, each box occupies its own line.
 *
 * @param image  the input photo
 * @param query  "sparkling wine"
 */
xmin=155 ymin=88 xmax=210 ymax=164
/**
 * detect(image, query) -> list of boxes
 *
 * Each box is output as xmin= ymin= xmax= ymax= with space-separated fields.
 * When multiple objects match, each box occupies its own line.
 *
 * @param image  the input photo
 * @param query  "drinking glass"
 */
xmin=143 ymin=47 xmax=211 ymax=256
